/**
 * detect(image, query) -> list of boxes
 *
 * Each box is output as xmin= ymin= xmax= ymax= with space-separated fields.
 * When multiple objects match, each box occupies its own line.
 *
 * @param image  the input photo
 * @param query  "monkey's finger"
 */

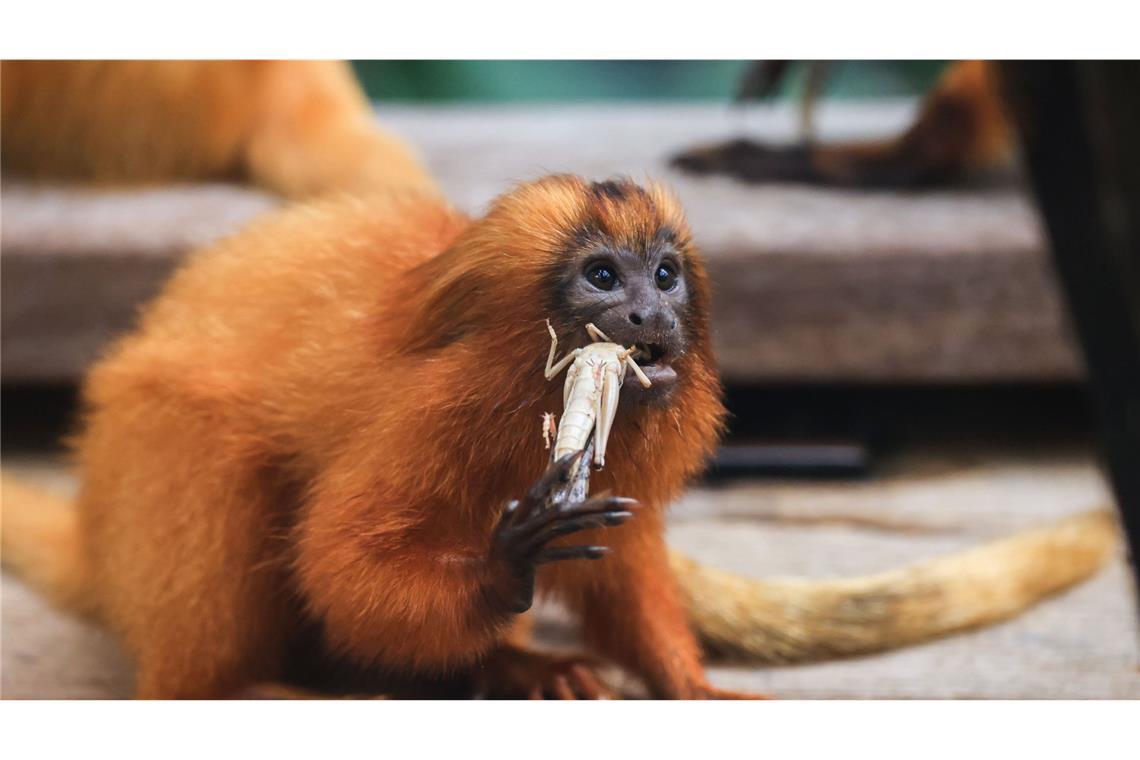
xmin=520 ymin=494 xmax=635 ymax=533
xmin=531 ymin=516 xmax=609 ymax=545
xmin=549 ymin=675 xmax=577 ymax=700
xmin=559 ymin=495 xmax=639 ymax=516
xmin=699 ymin=686 xmax=771 ymax=700
xmin=567 ymin=664 xmax=614 ymax=700
xmin=498 ymin=499 xmax=523 ymax=528
xmin=509 ymin=513 xmax=628 ymax=563
xmin=524 ymin=451 xmax=585 ymax=509
xmin=524 ymin=511 xmax=633 ymax=553
xmin=535 ymin=545 xmax=611 ymax=564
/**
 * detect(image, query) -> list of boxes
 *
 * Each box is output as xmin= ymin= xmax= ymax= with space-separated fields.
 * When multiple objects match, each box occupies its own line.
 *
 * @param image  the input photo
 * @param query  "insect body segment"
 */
xmin=543 ymin=320 xmax=651 ymax=469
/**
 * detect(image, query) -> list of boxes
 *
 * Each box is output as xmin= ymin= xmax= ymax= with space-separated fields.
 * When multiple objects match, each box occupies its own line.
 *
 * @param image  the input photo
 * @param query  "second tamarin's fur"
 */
xmin=673 ymin=60 xmax=1014 ymax=188
xmin=1 ymin=60 xmax=436 ymax=199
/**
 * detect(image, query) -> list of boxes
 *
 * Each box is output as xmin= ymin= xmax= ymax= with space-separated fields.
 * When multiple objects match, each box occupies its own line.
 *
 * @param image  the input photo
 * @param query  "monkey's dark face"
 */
xmin=554 ymin=233 xmax=691 ymax=404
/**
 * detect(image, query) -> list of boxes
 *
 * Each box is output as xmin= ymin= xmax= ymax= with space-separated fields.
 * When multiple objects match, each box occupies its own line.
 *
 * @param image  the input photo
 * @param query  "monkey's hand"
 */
xmin=485 ymin=451 xmax=637 ymax=615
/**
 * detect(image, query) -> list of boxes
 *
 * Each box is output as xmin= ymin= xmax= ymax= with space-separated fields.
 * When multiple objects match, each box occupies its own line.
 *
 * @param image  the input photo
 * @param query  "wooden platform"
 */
xmin=3 ymin=445 xmax=1137 ymax=699
xmin=1 ymin=102 xmax=1081 ymax=384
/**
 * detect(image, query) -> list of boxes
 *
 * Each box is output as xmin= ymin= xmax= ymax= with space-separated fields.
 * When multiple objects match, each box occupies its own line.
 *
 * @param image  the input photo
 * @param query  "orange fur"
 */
xmin=811 ymin=60 xmax=1013 ymax=184
xmin=68 ymin=176 xmax=733 ymax=698
xmin=1 ymin=60 xmax=437 ymax=198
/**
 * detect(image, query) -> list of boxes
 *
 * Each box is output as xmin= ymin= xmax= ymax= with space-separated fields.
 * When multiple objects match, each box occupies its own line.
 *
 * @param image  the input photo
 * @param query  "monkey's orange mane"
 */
xmin=381 ymin=175 xmax=725 ymax=524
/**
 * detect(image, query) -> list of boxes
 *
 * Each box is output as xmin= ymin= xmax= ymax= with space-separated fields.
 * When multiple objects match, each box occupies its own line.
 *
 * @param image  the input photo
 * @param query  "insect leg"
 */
xmin=624 ymin=354 xmax=652 ymax=389
xmin=593 ymin=364 xmax=622 ymax=469
xmin=585 ymin=323 xmax=614 ymax=343
xmin=541 ymin=412 xmax=558 ymax=451
xmin=544 ymin=320 xmax=580 ymax=380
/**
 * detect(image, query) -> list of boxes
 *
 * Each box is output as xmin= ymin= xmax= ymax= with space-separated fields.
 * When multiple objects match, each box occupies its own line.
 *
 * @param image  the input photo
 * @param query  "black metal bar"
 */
xmin=1000 ymin=61 xmax=1140 ymax=573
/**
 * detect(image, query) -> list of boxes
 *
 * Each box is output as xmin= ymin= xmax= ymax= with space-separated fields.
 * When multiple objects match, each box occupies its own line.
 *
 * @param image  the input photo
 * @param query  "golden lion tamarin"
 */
xmin=2 ymin=176 xmax=1117 ymax=698
xmin=1 ymin=60 xmax=436 ymax=198
xmin=674 ymin=60 xmax=1013 ymax=188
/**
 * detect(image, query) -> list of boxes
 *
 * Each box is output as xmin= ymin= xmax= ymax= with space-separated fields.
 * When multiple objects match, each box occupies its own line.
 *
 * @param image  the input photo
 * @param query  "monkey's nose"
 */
xmin=628 ymin=307 xmax=676 ymax=332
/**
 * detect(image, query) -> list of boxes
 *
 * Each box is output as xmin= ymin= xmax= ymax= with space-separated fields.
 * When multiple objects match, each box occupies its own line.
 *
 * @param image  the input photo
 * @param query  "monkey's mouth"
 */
xmin=627 ymin=343 xmax=678 ymax=402
xmin=633 ymin=342 xmax=667 ymax=365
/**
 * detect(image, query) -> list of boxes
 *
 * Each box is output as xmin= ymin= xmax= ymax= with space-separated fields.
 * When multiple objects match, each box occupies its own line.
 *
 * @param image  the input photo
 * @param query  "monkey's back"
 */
xmin=70 ymin=193 xmax=470 ymax=681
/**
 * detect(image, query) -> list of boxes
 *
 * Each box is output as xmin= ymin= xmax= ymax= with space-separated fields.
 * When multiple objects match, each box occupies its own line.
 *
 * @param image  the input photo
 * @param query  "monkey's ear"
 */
xmin=397 ymin=247 xmax=490 ymax=353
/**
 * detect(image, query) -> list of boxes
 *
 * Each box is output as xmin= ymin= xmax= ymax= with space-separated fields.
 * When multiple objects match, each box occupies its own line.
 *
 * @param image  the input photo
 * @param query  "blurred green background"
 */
xmin=352 ymin=61 xmax=950 ymax=102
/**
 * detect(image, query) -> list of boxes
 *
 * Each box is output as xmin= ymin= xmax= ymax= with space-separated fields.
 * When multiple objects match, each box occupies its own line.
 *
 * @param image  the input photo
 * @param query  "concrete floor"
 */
xmin=3 ymin=445 xmax=1138 ymax=699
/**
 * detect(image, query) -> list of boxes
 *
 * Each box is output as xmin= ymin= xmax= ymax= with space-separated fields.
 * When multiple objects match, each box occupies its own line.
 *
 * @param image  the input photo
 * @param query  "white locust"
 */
xmin=542 ymin=320 xmax=651 ymax=470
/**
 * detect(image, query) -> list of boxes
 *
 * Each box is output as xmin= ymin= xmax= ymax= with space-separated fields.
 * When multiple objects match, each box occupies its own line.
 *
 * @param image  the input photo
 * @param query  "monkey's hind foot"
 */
xmin=692 ymin=684 xmax=772 ymax=700
xmin=671 ymin=138 xmax=822 ymax=185
xmin=473 ymin=645 xmax=616 ymax=700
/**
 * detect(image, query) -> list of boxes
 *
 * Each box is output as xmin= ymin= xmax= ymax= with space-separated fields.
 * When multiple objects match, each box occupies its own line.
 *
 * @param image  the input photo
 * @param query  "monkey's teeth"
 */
xmin=633 ymin=343 xmax=667 ymax=364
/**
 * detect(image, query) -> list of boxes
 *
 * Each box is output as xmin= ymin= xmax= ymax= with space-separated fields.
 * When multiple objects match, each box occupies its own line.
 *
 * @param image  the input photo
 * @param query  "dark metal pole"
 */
xmin=1000 ymin=61 xmax=1140 ymax=574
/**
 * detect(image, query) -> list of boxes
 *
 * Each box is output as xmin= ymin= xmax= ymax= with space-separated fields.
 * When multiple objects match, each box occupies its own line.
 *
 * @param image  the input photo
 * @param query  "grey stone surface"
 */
xmin=3 ymin=447 xmax=1137 ymax=699
xmin=1 ymin=102 xmax=1081 ymax=384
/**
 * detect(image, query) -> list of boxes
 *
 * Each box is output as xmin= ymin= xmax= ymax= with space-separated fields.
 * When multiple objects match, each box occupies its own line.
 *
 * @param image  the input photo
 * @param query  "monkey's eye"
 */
xmin=585 ymin=263 xmax=618 ymax=291
xmin=655 ymin=262 xmax=679 ymax=291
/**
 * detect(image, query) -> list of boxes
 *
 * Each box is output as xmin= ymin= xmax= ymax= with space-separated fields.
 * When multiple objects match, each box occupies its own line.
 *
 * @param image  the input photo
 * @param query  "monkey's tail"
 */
xmin=671 ymin=510 xmax=1119 ymax=663
xmin=1 ymin=474 xmax=97 ymax=617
